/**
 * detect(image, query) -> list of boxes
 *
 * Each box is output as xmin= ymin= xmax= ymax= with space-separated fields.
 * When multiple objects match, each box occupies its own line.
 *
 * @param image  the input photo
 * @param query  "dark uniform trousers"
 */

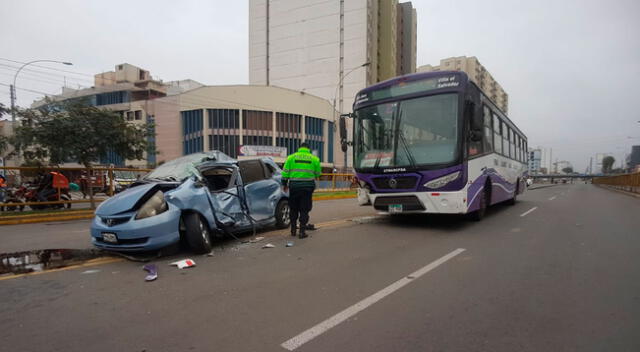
xmin=289 ymin=186 xmax=313 ymax=231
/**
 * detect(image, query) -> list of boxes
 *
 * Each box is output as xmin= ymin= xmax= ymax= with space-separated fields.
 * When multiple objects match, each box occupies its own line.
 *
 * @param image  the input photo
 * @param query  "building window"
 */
xmin=208 ymin=109 xmax=239 ymax=129
xmin=134 ymin=110 xmax=142 ymax=120
xmin=181 ymin=110 xmax=203 ymax=155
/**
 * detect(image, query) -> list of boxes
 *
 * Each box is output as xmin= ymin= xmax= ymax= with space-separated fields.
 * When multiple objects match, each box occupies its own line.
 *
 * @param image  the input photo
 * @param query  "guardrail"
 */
xmin=593 ymin=172 xmax=640 ymax=194
xmin=1 ymin=166 xmax=355 ymax=214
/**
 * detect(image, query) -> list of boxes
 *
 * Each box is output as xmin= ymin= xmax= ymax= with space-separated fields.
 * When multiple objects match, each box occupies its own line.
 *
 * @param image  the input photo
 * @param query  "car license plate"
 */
xmin=102 ymin=232 xmax=118 ymax=244
xmin=388 ymin=204 xmax=403 ymax=213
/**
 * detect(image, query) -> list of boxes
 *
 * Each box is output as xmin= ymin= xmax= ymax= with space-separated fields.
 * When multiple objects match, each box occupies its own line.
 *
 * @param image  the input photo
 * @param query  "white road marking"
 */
xmin=520 ymin=207 xmax=538 ymax=217
xmin=280 ymin=248 xmax=466 ymax=351
xmin=548 ymin=196 xmax=557 ymax=200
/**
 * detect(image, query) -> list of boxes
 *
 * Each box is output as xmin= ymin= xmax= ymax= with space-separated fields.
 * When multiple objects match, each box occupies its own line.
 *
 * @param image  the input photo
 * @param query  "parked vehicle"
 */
xmin=90 ymin=151 xmax=290 ymax=253
xmin=0 ymin=187 xmax=26 ymax=211
xmin=24 ymin=172 xmax=72 ymax=210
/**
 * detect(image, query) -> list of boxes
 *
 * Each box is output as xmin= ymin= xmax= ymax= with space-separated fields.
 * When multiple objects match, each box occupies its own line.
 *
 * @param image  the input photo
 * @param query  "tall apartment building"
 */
xmin=249 ymin=0 xmax=416 ymax=167
xmin=249 ymin=0 xmax=416 ymax=114
xmin=528 ymin=148 xmax=542 ymax=174
xmin=418 ymin=56 xmax=509 ymax=113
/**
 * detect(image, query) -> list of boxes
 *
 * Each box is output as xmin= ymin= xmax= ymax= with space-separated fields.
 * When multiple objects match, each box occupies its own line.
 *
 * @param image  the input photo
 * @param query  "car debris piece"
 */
xmin=170 ymin=259 xmax=196 ymax=269
xmin=262 ymin=243 xmax=275 ymax=249
xmin=143 ymin=264 xmax=158 ymax=281
xmin=250 ymin=236 xmax=265 ymax=243
xmin=286 ymin=242 xmax=294 ymax=247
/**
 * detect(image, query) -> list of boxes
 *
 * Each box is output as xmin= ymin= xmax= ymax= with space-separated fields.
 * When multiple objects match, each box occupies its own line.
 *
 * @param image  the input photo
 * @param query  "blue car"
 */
xmin=90 ymin=151 xmax=290 ymax=254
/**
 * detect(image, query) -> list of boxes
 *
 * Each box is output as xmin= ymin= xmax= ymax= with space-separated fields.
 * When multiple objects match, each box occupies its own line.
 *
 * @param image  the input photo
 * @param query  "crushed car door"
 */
xmin=199 ymin=165 xmax=250 ymax=228
xmin=238 ymin=159 xmax=280 ymax=221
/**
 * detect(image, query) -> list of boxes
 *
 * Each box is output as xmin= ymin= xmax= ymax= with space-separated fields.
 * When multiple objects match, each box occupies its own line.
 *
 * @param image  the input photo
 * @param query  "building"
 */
xmin=555 ymin=160 xmax=573 ymax=174
xmin=150 ymin=85 xmax=336 ymax=166
xmin=249 ymin=0 xmax=417 ymax=167
xmin=528 ymin=148 xmax=542 ymax=174
xmin=33 ymin=64 xmax=337 ymax=168
xmin=418 ymin=56 xmax=509 ymax=113
xmin=628 ymin=145 xmax=640 ymax=170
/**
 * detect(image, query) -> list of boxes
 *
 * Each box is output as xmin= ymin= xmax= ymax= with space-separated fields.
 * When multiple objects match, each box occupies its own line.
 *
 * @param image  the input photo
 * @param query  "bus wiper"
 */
xmin=395 ymin=110 xmax=416 ymax=168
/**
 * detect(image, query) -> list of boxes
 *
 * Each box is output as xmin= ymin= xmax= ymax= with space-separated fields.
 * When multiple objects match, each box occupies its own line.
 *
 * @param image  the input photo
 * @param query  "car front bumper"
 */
xmin=90 ymin=208 xmax=181 ymax=252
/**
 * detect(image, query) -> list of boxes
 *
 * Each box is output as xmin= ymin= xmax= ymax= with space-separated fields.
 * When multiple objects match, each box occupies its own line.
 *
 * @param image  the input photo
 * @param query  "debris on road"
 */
xmin=170 ymin=259 xmax=196 ymax=269
xmin=286 ymin=242 xmax=294 ymax=247
xmin=206 ymin=251 xmax=215 ymax=257
xmin=143 ymin=264 xmax=158 ymax=281
xmin=262 ymin=243 xmax=275 ymax=249
xmin=250 ymin=236 xmax=265 ymax=243
xmin=81 ymin=269 xmax=101 ymax=275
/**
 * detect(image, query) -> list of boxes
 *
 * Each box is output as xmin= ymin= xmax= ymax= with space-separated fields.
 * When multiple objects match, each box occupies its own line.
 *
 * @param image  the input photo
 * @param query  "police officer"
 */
xmin=281 ymin=142 xmax=321 ymax=239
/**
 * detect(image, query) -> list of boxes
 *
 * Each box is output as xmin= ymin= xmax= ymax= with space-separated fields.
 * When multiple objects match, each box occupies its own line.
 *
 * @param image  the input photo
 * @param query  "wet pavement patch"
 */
xmin=0 ymin=249 xmax=107 ymax=275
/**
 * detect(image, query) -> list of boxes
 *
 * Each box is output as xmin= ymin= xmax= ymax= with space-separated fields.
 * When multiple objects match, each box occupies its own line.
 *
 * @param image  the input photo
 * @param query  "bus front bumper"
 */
xmin=369 ymin=191 xmax=467 ymax=214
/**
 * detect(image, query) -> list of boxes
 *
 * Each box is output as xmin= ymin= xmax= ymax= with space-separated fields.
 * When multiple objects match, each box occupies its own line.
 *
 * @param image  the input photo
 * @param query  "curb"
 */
xmin=0 ymin=214 xmax=95 ymax=226
xmin=0 ymin=210 xmax=94 ymax=220
xmin=313 ymin=194 xmax=357 ymax=201
xmin=595 ymin=185 xmax=640 ymax=199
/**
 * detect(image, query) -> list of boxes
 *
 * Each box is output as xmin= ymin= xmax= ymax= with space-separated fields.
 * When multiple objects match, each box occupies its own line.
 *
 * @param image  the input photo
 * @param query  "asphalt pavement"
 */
xmin=0 ymin=197 xmax=371 ymax=253
xmin=1 ymin=184 xmax=639 ymax=352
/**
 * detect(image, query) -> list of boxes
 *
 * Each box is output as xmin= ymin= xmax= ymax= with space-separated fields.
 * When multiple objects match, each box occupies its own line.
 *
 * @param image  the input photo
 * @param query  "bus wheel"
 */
xmin=469 ymin=187 xmax=488 ymax=221
xmin=507 ymin=179 xmax=519 ymax=206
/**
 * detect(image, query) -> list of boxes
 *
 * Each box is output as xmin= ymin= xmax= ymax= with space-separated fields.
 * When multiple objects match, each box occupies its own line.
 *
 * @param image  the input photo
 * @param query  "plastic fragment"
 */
xmin=170 ymin=259 xmax=196 ymax=269
xmin=262 ymin=243 xmax=275 ymax=249
xmin=250 ymin=236 xmax=265 ymax=243
xmin=143 ymin=264 xmax=158 ymax=281
xmin=286 ymin=242 xmax=294 ymax=247
xmin=81 ymin=269 xmax=100 ymax=275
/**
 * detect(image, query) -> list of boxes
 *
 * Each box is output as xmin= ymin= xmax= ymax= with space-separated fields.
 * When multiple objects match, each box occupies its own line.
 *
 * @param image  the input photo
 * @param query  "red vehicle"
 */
xmin=24 ymin=172 xmax=73 ymax=210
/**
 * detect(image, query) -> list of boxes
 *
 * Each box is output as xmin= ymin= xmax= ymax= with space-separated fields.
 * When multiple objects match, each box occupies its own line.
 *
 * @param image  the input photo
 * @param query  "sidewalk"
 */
xmin=0 ymin=198 xmax=374 ymax=254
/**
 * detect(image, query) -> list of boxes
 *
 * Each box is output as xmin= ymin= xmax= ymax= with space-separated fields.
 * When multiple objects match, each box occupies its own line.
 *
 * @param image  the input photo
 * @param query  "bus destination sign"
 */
xmin=355 ymin=74 xmax=461 ymax=106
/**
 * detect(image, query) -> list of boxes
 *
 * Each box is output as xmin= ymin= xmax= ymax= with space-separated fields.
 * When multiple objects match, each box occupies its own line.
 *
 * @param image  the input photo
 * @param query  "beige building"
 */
xmin=418 ymin=56 xmax=509 ymax=113
xmin=32 ymin=64 xmax=337 ymax=167
xmin=249 ymin=0 xmax=416 ymax=167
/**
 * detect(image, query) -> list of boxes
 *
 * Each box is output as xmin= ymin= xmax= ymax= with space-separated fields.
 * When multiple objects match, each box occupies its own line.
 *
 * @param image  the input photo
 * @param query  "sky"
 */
xmin=1 ymin=0 xmax=639 ymax=171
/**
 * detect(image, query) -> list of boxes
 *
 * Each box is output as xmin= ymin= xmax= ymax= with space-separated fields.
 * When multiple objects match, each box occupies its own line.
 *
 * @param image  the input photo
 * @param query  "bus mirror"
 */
xmin=339 ymin=116 xmax=347 ymax=141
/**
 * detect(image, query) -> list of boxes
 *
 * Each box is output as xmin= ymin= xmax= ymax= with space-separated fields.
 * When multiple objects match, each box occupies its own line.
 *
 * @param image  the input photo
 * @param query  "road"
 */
xmin=1 ymin=184 xmax=639 ymax=352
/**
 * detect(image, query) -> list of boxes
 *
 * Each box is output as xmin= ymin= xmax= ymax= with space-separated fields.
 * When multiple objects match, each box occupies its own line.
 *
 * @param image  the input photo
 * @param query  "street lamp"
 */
xmin=10 ymin=60 xmax=73 ymax=122
xmin=332 ymin=62 xmax=370 ymax=171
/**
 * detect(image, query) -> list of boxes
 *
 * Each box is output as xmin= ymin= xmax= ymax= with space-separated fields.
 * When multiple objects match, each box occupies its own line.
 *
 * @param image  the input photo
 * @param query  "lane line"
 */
xmin=280 ymin=248 xmax=466 ymax=351
xmin=548 ymin=196 xmax=557 ymax=201
xmin=520 ymin=207 xmax=538 ymax=217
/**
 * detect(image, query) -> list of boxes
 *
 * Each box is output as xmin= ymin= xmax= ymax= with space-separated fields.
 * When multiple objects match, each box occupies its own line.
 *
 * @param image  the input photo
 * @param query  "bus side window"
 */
xmin=468 ymin=106 xmax=483 ymax=157
xmin=493 ymin=113 xmax=502 ymax=155
xmin=483 ymin=105 xmax=493 ymax=153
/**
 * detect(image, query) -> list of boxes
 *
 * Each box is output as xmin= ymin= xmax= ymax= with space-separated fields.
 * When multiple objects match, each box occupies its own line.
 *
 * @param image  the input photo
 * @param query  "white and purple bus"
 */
xmin=339 ymin=71 xmax=528 ymax=220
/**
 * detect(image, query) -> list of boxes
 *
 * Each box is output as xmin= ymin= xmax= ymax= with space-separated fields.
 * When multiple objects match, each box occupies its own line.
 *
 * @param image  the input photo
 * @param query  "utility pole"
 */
xmin=549 ymin=148 xmax=553 ymax=173
xmin=589 ymin=157 xmax=593 ymax=174
xmin=9 ymin=84 xmax=15 ymax=122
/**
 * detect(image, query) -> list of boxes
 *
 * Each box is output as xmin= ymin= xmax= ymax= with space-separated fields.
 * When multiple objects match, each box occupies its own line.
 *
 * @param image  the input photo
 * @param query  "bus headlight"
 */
xmin=424 ymin=171 xmax=460 ymax=189
xmin=135 ymin=191 xmax=168 ymax=220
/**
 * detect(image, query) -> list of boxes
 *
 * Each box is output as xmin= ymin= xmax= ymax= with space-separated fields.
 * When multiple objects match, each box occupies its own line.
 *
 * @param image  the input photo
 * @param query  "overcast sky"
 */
xmin=2 ymin=0 xmax=639 ymax=171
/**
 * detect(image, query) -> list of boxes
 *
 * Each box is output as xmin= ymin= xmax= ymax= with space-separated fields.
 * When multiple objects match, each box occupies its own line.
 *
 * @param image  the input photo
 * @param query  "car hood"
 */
xmin=95 ymin=183 xmax=158 ymax=216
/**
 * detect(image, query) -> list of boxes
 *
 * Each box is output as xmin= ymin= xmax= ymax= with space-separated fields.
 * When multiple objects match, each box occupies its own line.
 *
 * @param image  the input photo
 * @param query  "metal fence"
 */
xmin=0 ymin=166 xmax=151 ymax=212
xmin=593 ymin=172 xmax=640 ymax=194
xmin=1 ymin=166 xmax=355 ymax=213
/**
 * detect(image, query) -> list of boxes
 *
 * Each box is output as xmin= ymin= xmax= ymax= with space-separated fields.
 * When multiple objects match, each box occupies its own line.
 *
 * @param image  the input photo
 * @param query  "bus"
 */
xmin=339 ymin=71 xmax=528 ymax=220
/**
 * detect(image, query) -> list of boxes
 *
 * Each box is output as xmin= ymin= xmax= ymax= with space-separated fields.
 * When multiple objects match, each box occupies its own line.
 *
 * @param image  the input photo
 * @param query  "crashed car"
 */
xmin=90 ymin=151 xmax=290 ymax=253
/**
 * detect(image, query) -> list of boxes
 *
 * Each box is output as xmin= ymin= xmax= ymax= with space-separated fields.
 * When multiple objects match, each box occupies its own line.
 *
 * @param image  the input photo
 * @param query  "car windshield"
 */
xmin=143 ymin=152 xmax=229 ymax=182
xmin=354 ymin=93 xmax=459 ymax=169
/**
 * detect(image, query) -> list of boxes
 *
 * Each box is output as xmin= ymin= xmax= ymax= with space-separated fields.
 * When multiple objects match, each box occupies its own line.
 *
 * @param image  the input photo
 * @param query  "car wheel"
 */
xmin=469 ymin=186 xmax=489 ymax=221
xmin=275 ymin=199 xmax=290 ymax=229
xmin=184 ymin=213 xmax=213 ymax=254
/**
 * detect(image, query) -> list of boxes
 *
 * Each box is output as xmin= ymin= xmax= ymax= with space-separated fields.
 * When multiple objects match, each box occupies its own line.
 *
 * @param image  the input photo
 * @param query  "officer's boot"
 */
xmin=298 ymin=227 xmax=308 ymax=239
xmin=290 ymin=225 xmax=297 ymax=237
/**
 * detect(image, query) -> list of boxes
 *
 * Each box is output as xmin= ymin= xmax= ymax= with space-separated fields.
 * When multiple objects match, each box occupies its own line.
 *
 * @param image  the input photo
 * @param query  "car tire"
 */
xmin=275 ymin=199 xmax=290 ymax=229
xmin=184 ymin=213 xmax=213 ymax=254
xmin=469 ymin=186 xmax=489 ymax=221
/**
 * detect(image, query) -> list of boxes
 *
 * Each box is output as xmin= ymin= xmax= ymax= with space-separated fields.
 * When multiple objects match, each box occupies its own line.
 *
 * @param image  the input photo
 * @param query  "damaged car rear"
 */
xmin=90 ymin=151 xmax=290 ymax=254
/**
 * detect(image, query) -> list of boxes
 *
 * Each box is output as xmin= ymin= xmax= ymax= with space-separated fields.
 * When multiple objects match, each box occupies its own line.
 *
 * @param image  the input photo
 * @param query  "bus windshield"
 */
xmin=354 ymin=93 xmax=459 ymax=169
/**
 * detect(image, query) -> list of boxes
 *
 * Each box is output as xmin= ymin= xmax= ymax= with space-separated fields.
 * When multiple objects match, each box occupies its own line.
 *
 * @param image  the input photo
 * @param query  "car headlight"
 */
xmin=135 ymin=190 xmax=168 ymax=220
xmin=424 ymin=171 xmax=460 ymax=189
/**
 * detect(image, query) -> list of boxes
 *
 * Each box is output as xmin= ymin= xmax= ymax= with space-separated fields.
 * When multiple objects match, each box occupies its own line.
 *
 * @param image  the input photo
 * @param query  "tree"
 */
xmin=562 ymin=167 xmax=573 ymax=174
xmin=0 ymin=103 xmax=10 ymax=157
xmin=602 ymin=156 xmax=615 ymax=174
xmin=13 ymin=99 xmax=153 ymax=207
